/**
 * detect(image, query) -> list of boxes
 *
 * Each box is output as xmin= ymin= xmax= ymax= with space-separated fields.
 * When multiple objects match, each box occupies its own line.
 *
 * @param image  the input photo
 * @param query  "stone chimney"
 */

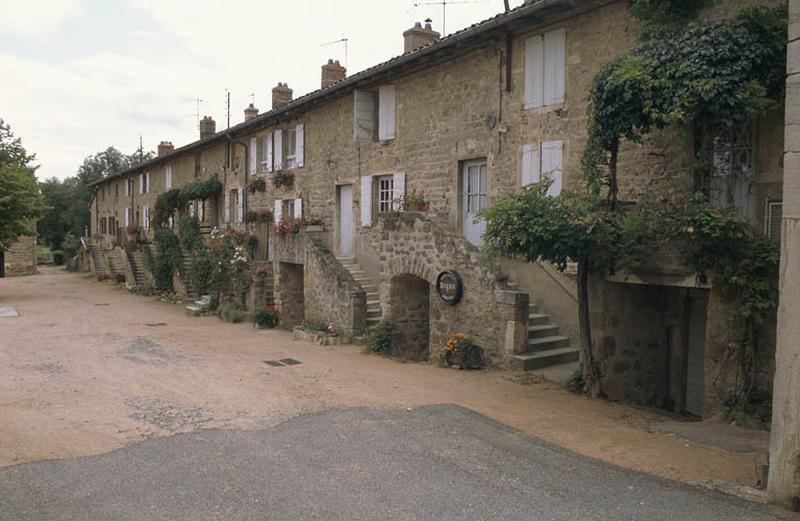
xmin=199 ymin=116 xmax=216 ymax=140
xmin=272 ymin=83 xmax=293 ymax=110
xmin=403 ymin=20 xmax=440 ymax=53
xmin=244 ymin=103 xmax=259 ymax=121
xmin=321 ymin=59 xmax=347 ymax=88
xmin=157 ymin=141 xmax=174 ymax=157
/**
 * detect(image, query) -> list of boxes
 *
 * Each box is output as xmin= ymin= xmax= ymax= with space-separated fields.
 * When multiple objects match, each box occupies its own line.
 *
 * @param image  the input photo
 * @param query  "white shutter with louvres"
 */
xmin=544 ymin=28 xmax=566 ymax=106
xmin=249 ymin=137 xmax=257 ymax=175
xmin=224 ymin=190 xmax=231 ymax=223
xmin=521 ymin=144 xmax=540 ymax=187
xmin=266 ymin=132 xmax=274 ymax=172
xmin=360 ymin=176 xmax=373 ymax=227
xmin=274 ymin=130 xmax=283 ymax=170
xmin=125 ymin=178 xmax=129 ymax=196
xmin=378 ymin=86 xmax=397 ymax=141
xmin=274 ymin=200 xmax=282 ymax=223
xmin=166 ymin=166 xmax=172 ymax=189
xmin=146 ymin=173 xmax=151 ymax=194
xmin=392 ymin=172 xmax=406 ymax=211
xmin=237 ymin=189 xmax=244 ymax=223
xmin=125 ymin=207 xmax=130 ymax=226
xmin=294 ymin=198 xmax=302 ymax=219
xmin=295 ymin=124 xmax=304 ymax=167
xmin=354 ymin=90 xmax=376 ymax=141
xmin=524 ymin=34 xmax=544 ymax=109
xmin=139 ymin=174 xmax=144 ymax=194
xmin=541 ymin=140 xmax=564 ymax=197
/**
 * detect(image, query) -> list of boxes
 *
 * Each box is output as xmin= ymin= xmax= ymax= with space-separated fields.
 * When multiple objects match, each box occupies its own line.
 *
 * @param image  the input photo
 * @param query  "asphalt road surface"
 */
xmin=0 ymin=405 xmax=788 ymax=521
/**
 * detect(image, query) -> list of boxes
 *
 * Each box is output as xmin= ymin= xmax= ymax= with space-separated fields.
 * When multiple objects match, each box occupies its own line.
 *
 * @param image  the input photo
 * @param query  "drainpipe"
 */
xmin=225 ymin=133 xmax=249 ymax=226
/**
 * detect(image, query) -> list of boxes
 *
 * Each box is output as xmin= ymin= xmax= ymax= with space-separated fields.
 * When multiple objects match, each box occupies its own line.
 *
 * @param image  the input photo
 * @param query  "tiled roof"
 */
xmin=89 ymin=0 xmax=580 ymax=187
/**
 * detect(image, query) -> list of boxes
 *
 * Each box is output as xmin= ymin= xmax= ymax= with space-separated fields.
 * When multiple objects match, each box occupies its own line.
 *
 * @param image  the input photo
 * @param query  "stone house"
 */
xmin=87 ymin=0 xmax=786 ymax=418
xmin=1 ymin=232 xmax=37 ymax=277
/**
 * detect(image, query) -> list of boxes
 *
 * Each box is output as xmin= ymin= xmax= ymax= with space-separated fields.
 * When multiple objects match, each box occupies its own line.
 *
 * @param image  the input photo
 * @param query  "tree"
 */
xmin=0 ymin=120 xmax=43 ymax=250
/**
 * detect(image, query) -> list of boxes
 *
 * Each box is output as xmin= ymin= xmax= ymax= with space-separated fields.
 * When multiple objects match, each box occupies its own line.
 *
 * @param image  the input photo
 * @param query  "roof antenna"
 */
xmin=504 ymin=0 xmax=510 ymax=12
xmin=321 ymin=38 xmax=349 ymax=70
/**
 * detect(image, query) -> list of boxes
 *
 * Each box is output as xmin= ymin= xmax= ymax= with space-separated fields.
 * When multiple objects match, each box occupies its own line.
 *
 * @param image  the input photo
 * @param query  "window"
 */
xmin=142 ymin=206 xmax=150 ymax=230
xmin=165 ymin=165 xmax=173 ymax=189
xmin=354 ymin=86 xmax=396 ymax=142
xmin=125 ymin=178 xmax=135 ymax=197
xmin=766 ymin=201 xmax=782 ymax=242
xmin=287 ymin=128 xmax=297 ymax=168
xmin=139 ymin=173 xmax=150 ymax=194
xmin=273 ymin=198 xmax=303 ymax=223
xmin=377 ymin=176 xmax=394 ymax=213
xmin=524 ymin=28 xmax=566 ymax=109
xmin=282 ymin=199 xmax=296 ymax=219
xmin=521 ymin=140 xmax=563 ymax=196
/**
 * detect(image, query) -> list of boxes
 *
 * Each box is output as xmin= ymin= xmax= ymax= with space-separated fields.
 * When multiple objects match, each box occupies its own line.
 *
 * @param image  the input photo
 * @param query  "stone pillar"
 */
xmin=769 ymin=0 xmax=800 ymax=507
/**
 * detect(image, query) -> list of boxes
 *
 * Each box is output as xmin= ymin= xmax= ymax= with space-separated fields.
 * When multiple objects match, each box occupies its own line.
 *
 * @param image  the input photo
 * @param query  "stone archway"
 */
xmin=388 ymin=274 xmax=430 ymax=361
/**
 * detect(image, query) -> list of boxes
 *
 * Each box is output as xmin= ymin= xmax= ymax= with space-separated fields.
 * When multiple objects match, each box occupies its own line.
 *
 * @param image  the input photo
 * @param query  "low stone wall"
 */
xmin=358 ymin=212 xmax=528 ymax=366
xmin=3 ymin=235 xmax=37 ymax=277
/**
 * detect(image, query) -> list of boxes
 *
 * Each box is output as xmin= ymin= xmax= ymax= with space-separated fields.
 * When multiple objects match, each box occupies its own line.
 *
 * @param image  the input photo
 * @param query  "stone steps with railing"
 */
xmin=89 ymin=245 xmax=110 ymax=278
xmin=338 ymin=257 xmax=382 ymax=327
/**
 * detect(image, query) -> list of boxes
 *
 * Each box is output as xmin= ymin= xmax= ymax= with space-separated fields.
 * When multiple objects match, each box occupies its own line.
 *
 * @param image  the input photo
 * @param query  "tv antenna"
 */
xmin=225 ymin=89 xmax=231 ymax=129
xmin=410 ymin=0 xmax=493 ymax=34
xmin=321 ymin=37 xmax=349 ymax=70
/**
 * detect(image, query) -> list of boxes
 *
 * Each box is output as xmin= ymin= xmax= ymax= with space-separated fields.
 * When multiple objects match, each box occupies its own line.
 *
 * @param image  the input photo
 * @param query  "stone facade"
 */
xmin=2 ymin=234 xmax=36 ymax=277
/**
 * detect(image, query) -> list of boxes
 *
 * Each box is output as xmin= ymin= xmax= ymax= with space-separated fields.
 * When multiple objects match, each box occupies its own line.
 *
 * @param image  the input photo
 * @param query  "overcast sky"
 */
xmin=1 ymin=0 xmax=523 ymax=181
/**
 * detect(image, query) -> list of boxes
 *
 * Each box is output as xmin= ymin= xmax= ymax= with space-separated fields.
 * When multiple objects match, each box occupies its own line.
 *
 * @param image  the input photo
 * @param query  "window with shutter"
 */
xmin=294 ymin=198 xmax=303 ymax=219
xmin=139 ymin=174 xmax=144 ymax=194
xmin=354 ymin=90 xmax=377 ymax=142
xmin=392 ymin=172 xmax=405 ymax=211
xmin=377 ymin=176 xmax=394 ymax=213
xmin=524 ymin=35 xmax=544 ymax=108
xmin=274 ymin=200 xmax=282 ymax=223
xmin=295 ymin=124 xmax=304 ymax=167
xmin=287 ymin=127 xmax=297 ymax=169
xmin=274 ymin=130 xmax=283 ymax=170
xmin=541 ymin=140 xmax=564 ymax=196
xmin=525 ymin=29 xmax=565 ymax=109
xmin=224 ymin=190 xmax=231 ymax=223
xmin=250 ymin=137 xmax=257 ymax=175
xmin=521 ymin=144 xmax=541 ymax=187
xmin=165 ymin=165 xmax=172 ymax=189
xmin=265 ymin=133 xmax=274 ymax=172
xmin=360 ymin=176 xmax=373 ymax=227
xmin=378 ymin=86 xmax=397 ymax=141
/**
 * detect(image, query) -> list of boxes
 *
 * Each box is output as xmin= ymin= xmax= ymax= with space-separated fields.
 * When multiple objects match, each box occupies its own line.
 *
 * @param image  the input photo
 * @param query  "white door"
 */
xmin=685 ymin=297 xmax=708 ymax=417
xmin=338 ymin=185 xmax=354 ymax=256
xmin=463 ymin=161 xmax=488 ymax=246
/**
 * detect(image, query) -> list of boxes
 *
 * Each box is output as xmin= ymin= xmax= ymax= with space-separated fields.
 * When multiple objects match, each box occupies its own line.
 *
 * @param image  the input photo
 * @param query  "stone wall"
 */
xmin=274 ymin=262 xmax=304 ymax=329
xmin=3 ymin=234 xmax=37 ymax=277
xmin=388 ymin=274 xmax=431 ymax=361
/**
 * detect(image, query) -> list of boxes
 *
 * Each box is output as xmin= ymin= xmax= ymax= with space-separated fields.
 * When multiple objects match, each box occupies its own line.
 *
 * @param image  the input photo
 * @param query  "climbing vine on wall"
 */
xmin=152 ymin=177 xmax=223 ymax=229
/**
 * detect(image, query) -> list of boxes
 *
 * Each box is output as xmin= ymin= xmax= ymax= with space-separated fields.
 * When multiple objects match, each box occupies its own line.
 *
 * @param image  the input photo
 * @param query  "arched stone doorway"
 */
xmin=389 ymin=274 xmax=430 ymax=361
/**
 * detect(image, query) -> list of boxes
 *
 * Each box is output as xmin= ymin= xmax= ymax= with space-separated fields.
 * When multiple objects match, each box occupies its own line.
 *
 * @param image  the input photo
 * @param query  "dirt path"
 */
xmin=0 ymin=267 xmax=767 ymax=488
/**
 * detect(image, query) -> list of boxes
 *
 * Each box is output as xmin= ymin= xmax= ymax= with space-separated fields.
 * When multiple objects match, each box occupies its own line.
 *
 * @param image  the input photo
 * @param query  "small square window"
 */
xmin=377 ymin=176 xmax=394 ymax=213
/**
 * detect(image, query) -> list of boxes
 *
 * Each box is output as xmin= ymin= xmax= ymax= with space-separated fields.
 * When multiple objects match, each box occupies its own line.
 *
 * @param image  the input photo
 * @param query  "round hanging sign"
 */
xmin=436 ymin=270 xmax=463 ymax=306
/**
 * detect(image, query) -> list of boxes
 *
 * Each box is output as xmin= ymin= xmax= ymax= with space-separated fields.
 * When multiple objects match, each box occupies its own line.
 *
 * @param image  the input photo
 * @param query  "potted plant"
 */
xmin=396 ymin=190 xmax=430 ymax=212
xmin=274 ymin=217 xmax=301 ymax=236
xmin=301 ymin=217 xmax=324 ymax=233
xmin=441 ymin=332 xmax=484 ymax=369
xmin=273 ymin=170 xmax=294 ymax=189
xmin=247 ymin=177 xmax=267 ymax=194
xmin=253 ymin=305 xmax=280 ymax=329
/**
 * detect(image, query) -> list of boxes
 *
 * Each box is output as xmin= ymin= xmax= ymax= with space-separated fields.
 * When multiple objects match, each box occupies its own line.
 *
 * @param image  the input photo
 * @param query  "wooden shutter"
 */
xmin=125 ymin=178 xmax=129 ymax=196
xmin=146 ymin=173 xmax=151 ymax=193
xmin=295 ymin=124 xmax=304 ymax=167
xmin=354 ymin=90 xmax=376 ymax=142
xmin=139 ymin=174 xmax=144 ymax=194
xmin=521 ymin=144 xmax=541 ymax=187
xmin=274 ymin=130 xmax=283 ymax=170
xmin=274 ymin=200 xmax=282 ymax=223
xmin=266 ymin=132 xmax=274 ymax=172
xmin=294 ymin=198 xmax=303 ymax=219
xmin=524 ymin=34 xmax=544 ymax=108
xmin=237 ymin=188 xmax=244 ymax=223
xmin=250 ymin=137 xmax=258 ymax=174
xmin=541 ymin=140 xmax=564 ymax=196
xmin=224 ymin=190 xmax=230 ymax=223
xmin=360 ymin=176 xmax=373 ymax=227
xmin=378 ymin=86 xmax=397 ymax=141
xmin=544 ymin=28 xmax=566 ymax=106
xmin=165 ymin=166 xmax=172 ymax=189
xmin=392 ymin=172 xmax=406 ymax=211
xmin=125 ymin=207 xmax=130 ymax=226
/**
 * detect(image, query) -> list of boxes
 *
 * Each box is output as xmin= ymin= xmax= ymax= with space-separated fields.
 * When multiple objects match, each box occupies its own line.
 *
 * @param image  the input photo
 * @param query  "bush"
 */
xmin=61 ymin=233 xmax=79 ymax=258
xmin=365 ymin=321 xmax=394 ymax=354
xmin=253 ymin=306 xmax=280 ymax=329
xmin=218 ymin=302 xmax=245 ymax=323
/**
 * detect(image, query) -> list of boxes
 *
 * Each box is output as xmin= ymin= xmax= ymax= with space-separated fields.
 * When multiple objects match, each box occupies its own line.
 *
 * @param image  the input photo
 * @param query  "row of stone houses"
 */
xmin=86 ymin=0 xmax=786 ymax=420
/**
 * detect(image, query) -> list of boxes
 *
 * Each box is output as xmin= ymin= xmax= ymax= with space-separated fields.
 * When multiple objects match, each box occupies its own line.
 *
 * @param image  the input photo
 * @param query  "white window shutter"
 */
xmin=354 ymin=90 xmax=376 ymax=141
xmin=266 ymin=132 xmax=274 ymax=172
xmin=125 ymin=179 xmax=129 ymax=196
xmin=521 ymin=144 xmax=541 ymax=187
xmin=360 ymin=176 xmax=373 ymax=227
xmin=274 ymin=129 xmax=283 ymax=170
xmin=524 ymin=35 xmax=544 ymax=108
xmin=541 ymin=140 xmax=564 ymax=197
xmin=295 ymin=124 xmax=304 ymax=167
xmin=143 ymin=206 xmax=149 ymax=230
xmin=139 ymin=174 xmax=144 ymax=194
xmin=237 ymin=188 xmax=244 ymax=223
xmin=274 ymin=200 xmax=282 ymax=223
xmin=224 ymin=191 xmax=230 ymax=223
xmin=544 ymin=29 xmax=566 ymax=106
xmin=125 ymin=207 xmax=130 ymax=226
xmin=392 ymin=172 xmax=406 ymax=211
xmin=294 ymin=198 xmax=303 ymax=219
xmin=249 ymin=137 xmax=257 ymax=174
xmin=147 ymin=173 xmax=151 ymax=193
xmin=378 ymin=85 xmax=397 ymax=141
xmin=165 ymin=166 xmax=172 ymax=189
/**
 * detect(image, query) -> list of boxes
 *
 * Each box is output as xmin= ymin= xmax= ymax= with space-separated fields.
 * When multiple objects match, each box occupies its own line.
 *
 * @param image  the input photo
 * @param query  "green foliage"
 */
xmin=629 ymin=0 xmax=710 ymax=30
xmin=178 ymin=216 xmax=203 ymax=253
xmin=61 ymin=233 xmax=79 ymax=258
xmin=151 ymin=229 xmax=181 ymax=291
xmin=252 ymin=306 xmax=280 ymax=329
xmin=567 ymin=371 xmax=586 ymax=394
xmin=180 ymin=177 xmax=222 ymax=202
xmin=187 ymin=228 xmax=252 ymax=305
xmin=0 ymin=120 xmax=44 ymax=250
xmin=153 ymin=188 xmax=184 ymax=229
xmin=217 ymin=301 xmax=245 ymax=323
xmin=365 ymin=321 xmax=394 ymax=354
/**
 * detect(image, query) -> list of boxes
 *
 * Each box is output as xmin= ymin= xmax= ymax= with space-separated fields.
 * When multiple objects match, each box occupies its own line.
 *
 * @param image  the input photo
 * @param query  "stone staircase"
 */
xmin=338 ymin=257 xmax=382 ymax=326
xmin=89 ymin=244 xmax=110 ymax=278
xmin=510 ymin=296 xmax=580 ymax=371
xmin=186 ymin=295 xmax=211 ymax=317
xmin=127 ymin=249 xmax=148 ymax=289
xmin=179 ymin=249 xmax=199 ymax=301
xmin=106 ymin=250 xmax=126 ymax=280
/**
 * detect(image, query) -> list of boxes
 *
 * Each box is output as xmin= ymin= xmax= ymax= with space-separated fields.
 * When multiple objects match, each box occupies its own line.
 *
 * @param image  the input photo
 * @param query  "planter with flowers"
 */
xmin=253 ymin=305 xmax=280 ymax=329
xmin=293 ymin=322 xmax=350 ymax=346
xmin=273 ymin=170 xmax=294 ymax=189
xmin=440 ymin=333 xmax=484 ymax=370
xmin=247 ymin=177 xmax=267 ymax=195
xmin=395 ymin=190 xmax=430 ymax=212
xmin=274 ymin=217 xmax=302 ymax=236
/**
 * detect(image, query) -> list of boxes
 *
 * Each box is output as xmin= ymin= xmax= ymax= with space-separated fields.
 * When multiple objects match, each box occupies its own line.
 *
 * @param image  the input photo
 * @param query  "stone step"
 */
xmin=526 ymin=335 xmax=570 ymax=352
xmin=366 ymin=317 xmax=382 ymax=325
xmin=529 ymin=313 xmax=551 ymax=326
xmin=185 ymin=305 xmax=204 ymax=317
xmin=366 ymin=300 xmax=381 ymax=307
xmin=511 ymin=347 xmax=580 ymax=371
xmin=366 ymin=309 xmax=382 ymax=318
xmin=528 ymin=324 xmax=560 ymax=339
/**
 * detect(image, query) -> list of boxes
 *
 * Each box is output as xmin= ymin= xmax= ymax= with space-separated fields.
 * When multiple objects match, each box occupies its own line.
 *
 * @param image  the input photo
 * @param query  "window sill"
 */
xmin=523 ymin=101 xmax=565 ymax=114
